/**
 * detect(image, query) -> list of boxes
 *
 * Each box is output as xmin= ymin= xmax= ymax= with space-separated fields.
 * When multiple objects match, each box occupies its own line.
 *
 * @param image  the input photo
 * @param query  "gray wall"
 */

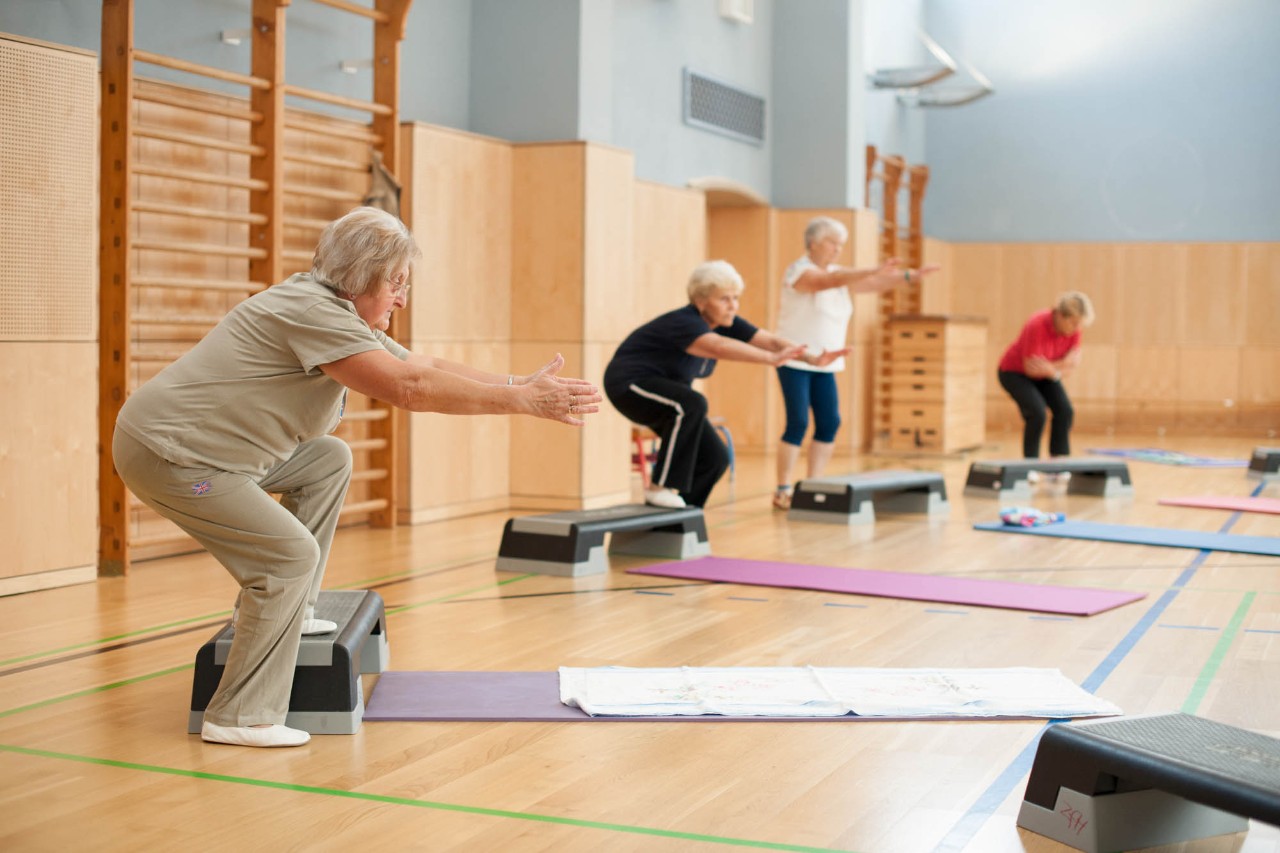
xmin=609 ymin=0 xmax=774 ymax=198
xmin=922 ymin=0 xmax=1280 ymax=241
xmin=6 ymin=1 xmax=1275 ymax=241
xmin=771 ymin=0 xmax=864 ymax=209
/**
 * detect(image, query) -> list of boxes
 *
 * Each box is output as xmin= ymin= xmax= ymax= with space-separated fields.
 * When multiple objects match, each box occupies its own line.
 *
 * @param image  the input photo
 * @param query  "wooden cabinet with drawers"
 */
xmin=885 ymin=315 xmax=987 ymax=453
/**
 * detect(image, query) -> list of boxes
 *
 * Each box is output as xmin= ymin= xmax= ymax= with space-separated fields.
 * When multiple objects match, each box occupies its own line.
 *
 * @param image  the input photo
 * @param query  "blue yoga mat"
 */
xmin=974 ymin=520 xmax=1280 ymax=556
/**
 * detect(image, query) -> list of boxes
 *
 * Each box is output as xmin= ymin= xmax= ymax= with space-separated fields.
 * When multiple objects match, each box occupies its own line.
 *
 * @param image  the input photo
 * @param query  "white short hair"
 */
xmin=804 ymin=216 xmax=848 ymax=249
xmin=687 ymin=260 xmax=745 ymax=302
xmin=312 ymin=206 xmax=420 ymax=297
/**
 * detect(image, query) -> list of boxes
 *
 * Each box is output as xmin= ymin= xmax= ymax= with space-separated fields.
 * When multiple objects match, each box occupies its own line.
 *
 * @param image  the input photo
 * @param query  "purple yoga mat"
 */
xmin=362 ymin=671 xmax=1063 ymax=722
xmin=1159 ymin=495 xmax=1280 ymax=515
xmin=626 ymin=556 xmax=1144 ymax=616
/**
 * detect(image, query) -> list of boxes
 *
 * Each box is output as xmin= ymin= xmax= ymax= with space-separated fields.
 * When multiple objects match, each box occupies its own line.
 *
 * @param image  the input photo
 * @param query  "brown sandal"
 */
xmin=771 ymin=489 xmax=792 ymax=510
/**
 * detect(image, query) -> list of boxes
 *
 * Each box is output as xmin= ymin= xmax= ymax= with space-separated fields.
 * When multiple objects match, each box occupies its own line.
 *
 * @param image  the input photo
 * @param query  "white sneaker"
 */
xmin=201 ymin=721 xmax=310 ymax=747
xmin=1027 ymin=470 xmax=1042 ymax=485
xmin=644 ymin=487 xmax=686 ymax=509
xmin=302 ymin=618 xmax=337 ymax=635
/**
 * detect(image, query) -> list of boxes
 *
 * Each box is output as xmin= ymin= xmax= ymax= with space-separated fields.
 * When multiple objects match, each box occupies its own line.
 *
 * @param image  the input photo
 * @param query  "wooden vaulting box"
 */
xmin=885 ymin=314 xmax=987 ymax=454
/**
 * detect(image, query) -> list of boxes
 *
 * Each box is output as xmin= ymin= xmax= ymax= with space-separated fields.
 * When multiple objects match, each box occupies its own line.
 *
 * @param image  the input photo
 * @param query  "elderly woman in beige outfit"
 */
xmin=114 ymin=207 xmax=600 ymax=747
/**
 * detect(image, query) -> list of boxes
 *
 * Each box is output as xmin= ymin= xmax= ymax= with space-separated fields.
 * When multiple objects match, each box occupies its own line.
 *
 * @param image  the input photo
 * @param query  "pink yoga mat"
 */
xmin=627 ymin=556 xmax=1144 ymax=616
xmin=1158 ymin=495 xmax=1280 ymax=515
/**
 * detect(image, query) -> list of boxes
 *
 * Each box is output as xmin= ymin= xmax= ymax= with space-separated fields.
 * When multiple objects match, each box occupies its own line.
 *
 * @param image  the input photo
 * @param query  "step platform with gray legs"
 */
xmin=788 ymin=469 xmax=948 ymax=525
xmin=496 ymin=504 xmax=710 ymax=577
xmin=964 ymin=456 xmax=1132 ymax=501
xmin=1249 ymin=447 xmax=1280 ymax=480
xmin=1018 ymin=713 xmax=1280 ymax=853
xmin=188 ymin=589 xmax=389 ymax=735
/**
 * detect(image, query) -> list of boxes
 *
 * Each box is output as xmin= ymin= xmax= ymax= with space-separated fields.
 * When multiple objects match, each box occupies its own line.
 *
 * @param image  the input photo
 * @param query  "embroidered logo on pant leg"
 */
xmin=192 ymin=480 xmax=212 ymax=496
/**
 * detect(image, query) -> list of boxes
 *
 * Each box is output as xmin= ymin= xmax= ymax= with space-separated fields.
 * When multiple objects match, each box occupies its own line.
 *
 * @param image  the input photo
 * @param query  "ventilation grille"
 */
xmin=0 ymin=37 xmax=97 ymax=342
xmin=682 ymin=68 xmax=765 ymax=146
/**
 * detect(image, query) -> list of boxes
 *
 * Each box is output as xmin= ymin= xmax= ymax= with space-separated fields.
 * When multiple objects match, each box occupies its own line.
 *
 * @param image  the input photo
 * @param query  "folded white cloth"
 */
xmin=558 ymin=666 xmax=1122 ymax=719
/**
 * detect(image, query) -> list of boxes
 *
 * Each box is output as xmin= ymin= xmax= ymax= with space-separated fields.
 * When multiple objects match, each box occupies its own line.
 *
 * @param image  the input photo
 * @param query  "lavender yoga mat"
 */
xmin=1159 ymin=495 xmax=1280 ymax=515
xmin=625 ymin=556 xmax=1143 ymax=616
xmin=365 ymin=671 xmax=877 ymax=721
xmin=362 ymin=671 xmax=1088 ymax=722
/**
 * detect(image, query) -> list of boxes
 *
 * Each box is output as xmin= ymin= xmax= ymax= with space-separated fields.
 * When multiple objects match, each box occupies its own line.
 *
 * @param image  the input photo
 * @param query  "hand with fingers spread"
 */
xmin=524 ymin=354 xmax=602 ymax=426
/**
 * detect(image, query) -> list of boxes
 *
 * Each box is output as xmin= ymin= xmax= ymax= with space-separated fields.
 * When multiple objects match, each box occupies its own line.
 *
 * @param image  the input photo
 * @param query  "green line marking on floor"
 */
xmin=0 ymin=743 xmax=853 ymax=852
xmin=1181 ymin=591 xmax=1255 ymax=716
xmin=386 ymin=574 xmax=535 ymax=614
xmin=0 ymin=613 xmax=231 ymax=669
xmin=0 ymin=664 xmax=194 ymax=719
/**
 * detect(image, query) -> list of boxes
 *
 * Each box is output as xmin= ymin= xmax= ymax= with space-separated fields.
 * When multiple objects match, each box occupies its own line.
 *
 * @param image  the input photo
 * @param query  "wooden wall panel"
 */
xmin=706 ymin=206 xmax=774 ymax=451
xmin=511 ymin=143 xmax=585 ymax=343
xmin=583 ymin=144 xmax=635 ymax=343
xmin=631 ymin=182 xmax=705 ymax=327
xmin=0 ymin=343 xmax=97 ymax=588
xmin=508 ymin=342 xmax=587 ymax=507
xmin=397 ymin=342 xmax=512 ymax=524
xmin=1183 ymin=244 xmax=1247 ymax=346
xmin=1113 ymin=244 xmax=1187 ymax=346
xmin=1244 ymin=244 xmax=1280 ymax=347
xmin=944 ymin=241 xmax=1279 ymax=437
xmin=397 ymin=123 xmax=514 ymax=521
xmin=401 ymin=124 xmax=512 ymax=343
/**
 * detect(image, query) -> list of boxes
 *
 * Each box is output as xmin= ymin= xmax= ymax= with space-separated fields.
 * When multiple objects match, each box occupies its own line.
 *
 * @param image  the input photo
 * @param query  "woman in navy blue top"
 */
xmin=605 ymin=260 xmax=812 ymax=509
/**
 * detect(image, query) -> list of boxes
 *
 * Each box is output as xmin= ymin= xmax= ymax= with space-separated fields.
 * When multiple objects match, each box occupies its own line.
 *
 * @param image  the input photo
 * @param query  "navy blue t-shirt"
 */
xmin=604 ymin=304 xmax=759 ymax=395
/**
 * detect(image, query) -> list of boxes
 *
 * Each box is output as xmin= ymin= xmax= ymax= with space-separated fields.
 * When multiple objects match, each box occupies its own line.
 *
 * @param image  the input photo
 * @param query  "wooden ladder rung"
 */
xmin=339 ymin=498 xmax=389 ymax=517
xmin=132 ymin=200 xmax=268 ymax=225
xmin=282 ymin=183 xmax=365 ymax=203
xmin=284 ymin=215 xmax=337 ymax=231
xmin=134 ymin=82 xmax=263 ymax=123
xmin=133 ymin=125 xmax=266 ymax=157
xmin=134 ymin=165 xmax=268 ymax=192
xmin=284 ymin=116 xmax=380 ymax=145
xmin=283 ymin=83 xmax=393 ymax=116
xmin=134 ymin=49 xmax=270 ymax=90
xmin=132 ymin=239 xmax=269 ymax=260
xmin=130 ymin=531 xmax=199 ymax=551
xmin=344 ymin=438 xmax=389 ymax=453
xmin=341 ymin=408 xmax=389 ymax=422
xmin=133 ymin=313 xmax=225 ymax=327
xmin=132 ymin=275 xmax=263 ymax=293
xmin=284 ymin=151 xmax=371 ymax=173
xmin=349 ymin=468 xmax=389 ymax=483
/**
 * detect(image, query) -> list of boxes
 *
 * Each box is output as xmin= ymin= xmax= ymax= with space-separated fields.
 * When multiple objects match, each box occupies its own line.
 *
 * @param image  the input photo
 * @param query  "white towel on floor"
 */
xmin=557 ymin=666 xmax=1122 ymax=719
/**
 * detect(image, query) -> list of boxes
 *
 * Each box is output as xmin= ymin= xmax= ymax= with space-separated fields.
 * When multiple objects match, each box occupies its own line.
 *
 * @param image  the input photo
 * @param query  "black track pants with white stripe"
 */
xmin=607 ymin=377 xmax=728 ymax=508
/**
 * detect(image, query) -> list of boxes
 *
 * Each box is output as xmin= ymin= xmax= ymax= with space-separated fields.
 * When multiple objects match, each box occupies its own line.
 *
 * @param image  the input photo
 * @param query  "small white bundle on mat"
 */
xmin=558 ymin=666 xmax=1121 ymax=719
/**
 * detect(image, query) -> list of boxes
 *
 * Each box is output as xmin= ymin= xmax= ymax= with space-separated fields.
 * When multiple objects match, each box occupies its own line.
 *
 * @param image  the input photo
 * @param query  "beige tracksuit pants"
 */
xmin=112 ymin=429 xmax=352 ymax=726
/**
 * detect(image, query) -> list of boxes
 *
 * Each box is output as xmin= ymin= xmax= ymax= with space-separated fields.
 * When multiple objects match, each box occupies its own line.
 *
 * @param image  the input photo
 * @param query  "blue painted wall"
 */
xmin=922 ymin=0 xmax=1280 ymax=241
xmin=5 ymin=0 xmax=1276 ymax=240
xmin=608 ymin=0 xmax=774 ymax=198
xmin=771 ymin=0 xmax=863 ymax=209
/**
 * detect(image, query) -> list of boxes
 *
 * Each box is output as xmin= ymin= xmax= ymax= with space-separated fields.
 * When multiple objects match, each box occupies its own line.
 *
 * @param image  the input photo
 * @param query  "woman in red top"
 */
xmin=997 ymin=292 xmax=1095 ymax=460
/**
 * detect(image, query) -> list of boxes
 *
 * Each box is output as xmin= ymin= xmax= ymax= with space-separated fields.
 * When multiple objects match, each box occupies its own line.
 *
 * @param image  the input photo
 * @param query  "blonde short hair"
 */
xmin=687 ymin=260 xmax=745 ymax=303
xmin=804 ymin=216 xmax=848 ymax=249
xmin=312 ymin=207 xmax=420 ymax=298
xmin=1054 ymin=291 xmax=1096 ymax=326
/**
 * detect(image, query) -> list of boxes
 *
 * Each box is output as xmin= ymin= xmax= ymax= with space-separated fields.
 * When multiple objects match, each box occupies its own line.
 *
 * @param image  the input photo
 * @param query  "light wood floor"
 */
xmin=2 ymin=432 xmax=1279 ymax=852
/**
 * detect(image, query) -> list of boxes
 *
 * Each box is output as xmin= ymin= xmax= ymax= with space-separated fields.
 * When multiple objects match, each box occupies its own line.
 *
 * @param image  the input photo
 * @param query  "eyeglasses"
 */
xmin=386 ymin=275 xmax=411 ymax=298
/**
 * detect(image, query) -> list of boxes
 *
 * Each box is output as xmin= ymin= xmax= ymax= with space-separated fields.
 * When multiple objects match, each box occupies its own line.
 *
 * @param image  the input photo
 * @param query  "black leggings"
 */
xmin=606 ymin=378 xmax=728 ymax=508
xmin=998 ymin=370 xmax=1074 ymax=459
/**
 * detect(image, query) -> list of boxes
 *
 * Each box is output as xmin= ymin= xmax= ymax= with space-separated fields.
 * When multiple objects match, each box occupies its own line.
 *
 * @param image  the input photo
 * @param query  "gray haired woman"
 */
xmin=113 ymin=207 xmax=600 ymax=748
xmin=604 ymin=260 xmax=806 ymax=509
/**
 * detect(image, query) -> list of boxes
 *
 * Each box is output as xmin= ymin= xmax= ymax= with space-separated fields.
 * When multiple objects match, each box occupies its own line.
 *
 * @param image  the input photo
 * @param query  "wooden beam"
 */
xmin=99 ymin=0 xmax=134 ymax=577
xmin=250 ymin=0 xmax=288 ymax=288
xmin=366 ymin=0 xmax=412 ymax=529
